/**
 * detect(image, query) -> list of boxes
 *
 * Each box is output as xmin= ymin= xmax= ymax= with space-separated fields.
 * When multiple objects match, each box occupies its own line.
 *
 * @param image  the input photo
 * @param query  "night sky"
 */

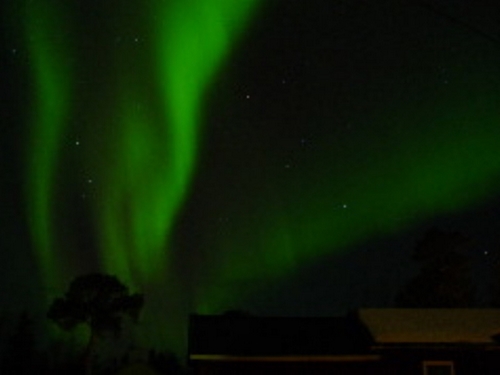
xmin=1 ymin=0 xmax=500 ymax=354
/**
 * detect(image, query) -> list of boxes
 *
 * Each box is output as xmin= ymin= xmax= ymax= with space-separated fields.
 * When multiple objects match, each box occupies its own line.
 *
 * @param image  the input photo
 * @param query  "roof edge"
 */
xmin=190 ymin=354 xmax=381 ymax=362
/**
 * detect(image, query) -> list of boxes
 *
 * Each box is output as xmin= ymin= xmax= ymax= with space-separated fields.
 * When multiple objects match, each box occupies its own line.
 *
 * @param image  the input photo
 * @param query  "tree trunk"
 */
xmin=83 ymin=330 xmax=97 ymax=375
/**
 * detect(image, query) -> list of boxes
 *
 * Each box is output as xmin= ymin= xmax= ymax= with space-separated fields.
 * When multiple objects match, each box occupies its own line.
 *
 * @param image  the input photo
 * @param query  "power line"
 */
xmin=415 ymin=1 xmax=500 ymax=46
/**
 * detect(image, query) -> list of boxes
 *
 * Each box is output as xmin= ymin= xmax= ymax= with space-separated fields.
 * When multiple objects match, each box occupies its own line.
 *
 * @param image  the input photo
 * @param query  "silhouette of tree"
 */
xmin=47 ymin=273 xmax=144 ymax=375
xmin=395 ymin=228 xmax=476 ymax=307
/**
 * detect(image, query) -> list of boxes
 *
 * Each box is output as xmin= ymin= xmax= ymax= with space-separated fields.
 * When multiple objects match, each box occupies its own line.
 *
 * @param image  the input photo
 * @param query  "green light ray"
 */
xmin=24 ymin=0 xmax=73 ymax=294
xmin=94 ymin=0 xmax=261 ymax=286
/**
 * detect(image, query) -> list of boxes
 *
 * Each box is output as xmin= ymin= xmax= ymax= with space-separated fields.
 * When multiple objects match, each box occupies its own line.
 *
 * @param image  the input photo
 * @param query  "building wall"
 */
xmin=191 ymin=350 xmax=500 ymax=375
xmin=192 ymin=360 xmax=387 ymax=375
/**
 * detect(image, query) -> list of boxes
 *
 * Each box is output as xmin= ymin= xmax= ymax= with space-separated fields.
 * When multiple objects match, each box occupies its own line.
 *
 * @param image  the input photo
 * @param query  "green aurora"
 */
xmin=197 ymin=91 xmax=500 ymax=312
xmin=18 ymin=0 xmax=500 ymax=353
xmin=24 ymin=0 xmax=75 ymax=293
xmin=190 ymin=16 xmax=500 ymax=311
xmin=23 ymin=0 xmax=261 ymax=350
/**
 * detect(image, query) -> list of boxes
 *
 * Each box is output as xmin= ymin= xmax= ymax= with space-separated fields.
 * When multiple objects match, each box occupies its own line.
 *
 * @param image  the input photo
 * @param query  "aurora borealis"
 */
xmin=18 ymin=0 xmax=261 ymax=350
xmin=1 ymin=0 xmax=500 ymax=355
xmin=23 ymin=0 xmax=261 ymax=287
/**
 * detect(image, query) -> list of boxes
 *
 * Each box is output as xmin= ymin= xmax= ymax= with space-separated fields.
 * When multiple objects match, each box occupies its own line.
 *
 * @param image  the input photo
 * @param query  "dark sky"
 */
xmin=1 ymin=0 xmax=500 ymax=353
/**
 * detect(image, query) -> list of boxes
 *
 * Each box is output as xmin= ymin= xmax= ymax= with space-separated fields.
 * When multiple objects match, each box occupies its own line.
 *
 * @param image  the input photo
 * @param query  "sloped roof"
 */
xmin=189 ymin=314 xmax=374 ymax=357
xmin=359 ymin=309 xmax=500 ymax=344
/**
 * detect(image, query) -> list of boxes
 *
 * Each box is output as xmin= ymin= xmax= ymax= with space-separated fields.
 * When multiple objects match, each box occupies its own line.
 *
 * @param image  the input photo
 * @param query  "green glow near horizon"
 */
xmin=197 ymin=88 xmax=500 ymax=313
xmin=24 ymin=1 xmax=73 ymax=294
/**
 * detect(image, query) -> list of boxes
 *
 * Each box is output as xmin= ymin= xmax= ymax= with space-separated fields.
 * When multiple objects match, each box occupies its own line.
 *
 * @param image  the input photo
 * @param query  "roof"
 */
xmin=189 ymin=314 xmax=374 ymax=358
xmin=359 ymin=309 xmax=500 ymax=344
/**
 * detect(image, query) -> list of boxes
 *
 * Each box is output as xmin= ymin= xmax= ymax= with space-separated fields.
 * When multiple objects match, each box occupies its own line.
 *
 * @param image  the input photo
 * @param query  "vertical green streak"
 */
xmin=155 ymin=0 xmax=261 ymax=207
xmin=24 ymin=1 xmax=72 ymax=293
xmin=156 ymin=0 xmax=259 ymax=192
xmin=96 ymin=92 xmax=175 ymax=284
xmin=91 ymin=0 xmax=261 ymax=351
xmin=148 ymin=0 xmax=261 ymax=347
xmin=98 ymin=0 xmax=261 ymax=284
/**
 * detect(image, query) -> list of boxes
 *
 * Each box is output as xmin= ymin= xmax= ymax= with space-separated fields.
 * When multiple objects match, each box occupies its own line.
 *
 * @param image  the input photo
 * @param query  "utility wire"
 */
xmin=415 ymin=1 xmax=500 ymax=46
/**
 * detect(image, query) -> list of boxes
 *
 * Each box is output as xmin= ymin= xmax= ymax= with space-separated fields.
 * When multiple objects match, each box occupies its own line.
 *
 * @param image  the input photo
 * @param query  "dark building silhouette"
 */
xmin=189 ymin=309 xmax=500 ymax=375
